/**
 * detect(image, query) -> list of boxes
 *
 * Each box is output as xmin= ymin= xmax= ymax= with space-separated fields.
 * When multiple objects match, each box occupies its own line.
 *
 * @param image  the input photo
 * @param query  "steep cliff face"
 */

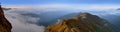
xmin=0 ymin=5 xmax=12 ymax=32
xmin=45 ymin=13 xmax=120 ymax=32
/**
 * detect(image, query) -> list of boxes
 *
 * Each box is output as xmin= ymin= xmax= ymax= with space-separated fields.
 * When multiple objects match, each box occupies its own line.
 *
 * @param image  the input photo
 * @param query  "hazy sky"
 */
xmin=1 ymin=0 xmax=120 ymax=9
xmin=1 ymin=0 xmax=120 ymax=5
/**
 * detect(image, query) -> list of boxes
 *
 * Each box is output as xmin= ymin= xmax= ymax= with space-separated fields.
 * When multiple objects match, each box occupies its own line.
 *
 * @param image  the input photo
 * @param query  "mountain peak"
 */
xmin=45 ymin=13 xmax=120 ymax=32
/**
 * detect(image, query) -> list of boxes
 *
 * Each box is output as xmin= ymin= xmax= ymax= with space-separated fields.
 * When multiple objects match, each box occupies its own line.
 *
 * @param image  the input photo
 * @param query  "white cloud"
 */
xmin=34 ymin=4 xmax=120 ymax=9
xmin=4 ymin=10 xmax=45 ymax=32
xmin=3 ymin=4 xmax=120 ymax=10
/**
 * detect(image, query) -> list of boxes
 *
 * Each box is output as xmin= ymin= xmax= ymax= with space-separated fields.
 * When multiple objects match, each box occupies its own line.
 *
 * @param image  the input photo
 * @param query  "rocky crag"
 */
xmin=0 ymin=5 xmax=12 ymax=32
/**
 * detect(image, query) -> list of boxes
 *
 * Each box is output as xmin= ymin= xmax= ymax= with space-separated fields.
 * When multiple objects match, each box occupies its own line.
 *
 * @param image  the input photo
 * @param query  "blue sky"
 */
xmin=1 ymin=0 xmax=120 ymax=9
xmin=1 ymin=0 xmax=120 ymax=5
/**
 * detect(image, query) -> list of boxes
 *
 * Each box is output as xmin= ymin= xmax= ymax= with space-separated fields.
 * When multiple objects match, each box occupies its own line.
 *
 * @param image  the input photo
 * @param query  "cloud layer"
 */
xmin=2 ymin=4 xmax=120 ymax=10
xmin=3 ymin=4 xmax=120 ymax=32
xmin=4 ymin=9 xmax=45 ymax=32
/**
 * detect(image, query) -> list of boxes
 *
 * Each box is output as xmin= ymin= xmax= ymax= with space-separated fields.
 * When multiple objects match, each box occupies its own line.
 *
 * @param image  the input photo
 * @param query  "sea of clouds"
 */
xmin=4 ymin=9 xmax=45 ymax=32
xmin=3 ymin=4 xmax=120 ymax=32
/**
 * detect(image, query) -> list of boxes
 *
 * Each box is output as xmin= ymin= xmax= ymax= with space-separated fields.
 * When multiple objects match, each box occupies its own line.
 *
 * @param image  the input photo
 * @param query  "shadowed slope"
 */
xmin=0 ymin=5 xmax=12 ymax=32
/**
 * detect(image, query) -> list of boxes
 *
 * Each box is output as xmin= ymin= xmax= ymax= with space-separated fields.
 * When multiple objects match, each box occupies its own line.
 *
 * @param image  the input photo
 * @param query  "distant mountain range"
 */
xmin=2 ymin=7 xmax=12 ymax=11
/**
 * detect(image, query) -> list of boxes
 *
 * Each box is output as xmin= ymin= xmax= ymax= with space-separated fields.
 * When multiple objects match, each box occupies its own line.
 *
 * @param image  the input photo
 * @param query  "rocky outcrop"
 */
xmin=45 ymin=13 xmax=120 ymax=32
xmin=0 ymin=5 xmax=12 ymax=32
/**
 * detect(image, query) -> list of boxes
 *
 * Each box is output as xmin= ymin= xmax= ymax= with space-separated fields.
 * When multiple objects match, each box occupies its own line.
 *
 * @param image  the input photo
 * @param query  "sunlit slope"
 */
xmin=45 ymin=13 xmax=120 ymax=32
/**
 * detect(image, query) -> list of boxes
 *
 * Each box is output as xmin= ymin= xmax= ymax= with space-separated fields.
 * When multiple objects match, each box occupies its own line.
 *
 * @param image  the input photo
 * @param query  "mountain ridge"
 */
xmin=45 ymin=13 xmax=120 ymax=32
